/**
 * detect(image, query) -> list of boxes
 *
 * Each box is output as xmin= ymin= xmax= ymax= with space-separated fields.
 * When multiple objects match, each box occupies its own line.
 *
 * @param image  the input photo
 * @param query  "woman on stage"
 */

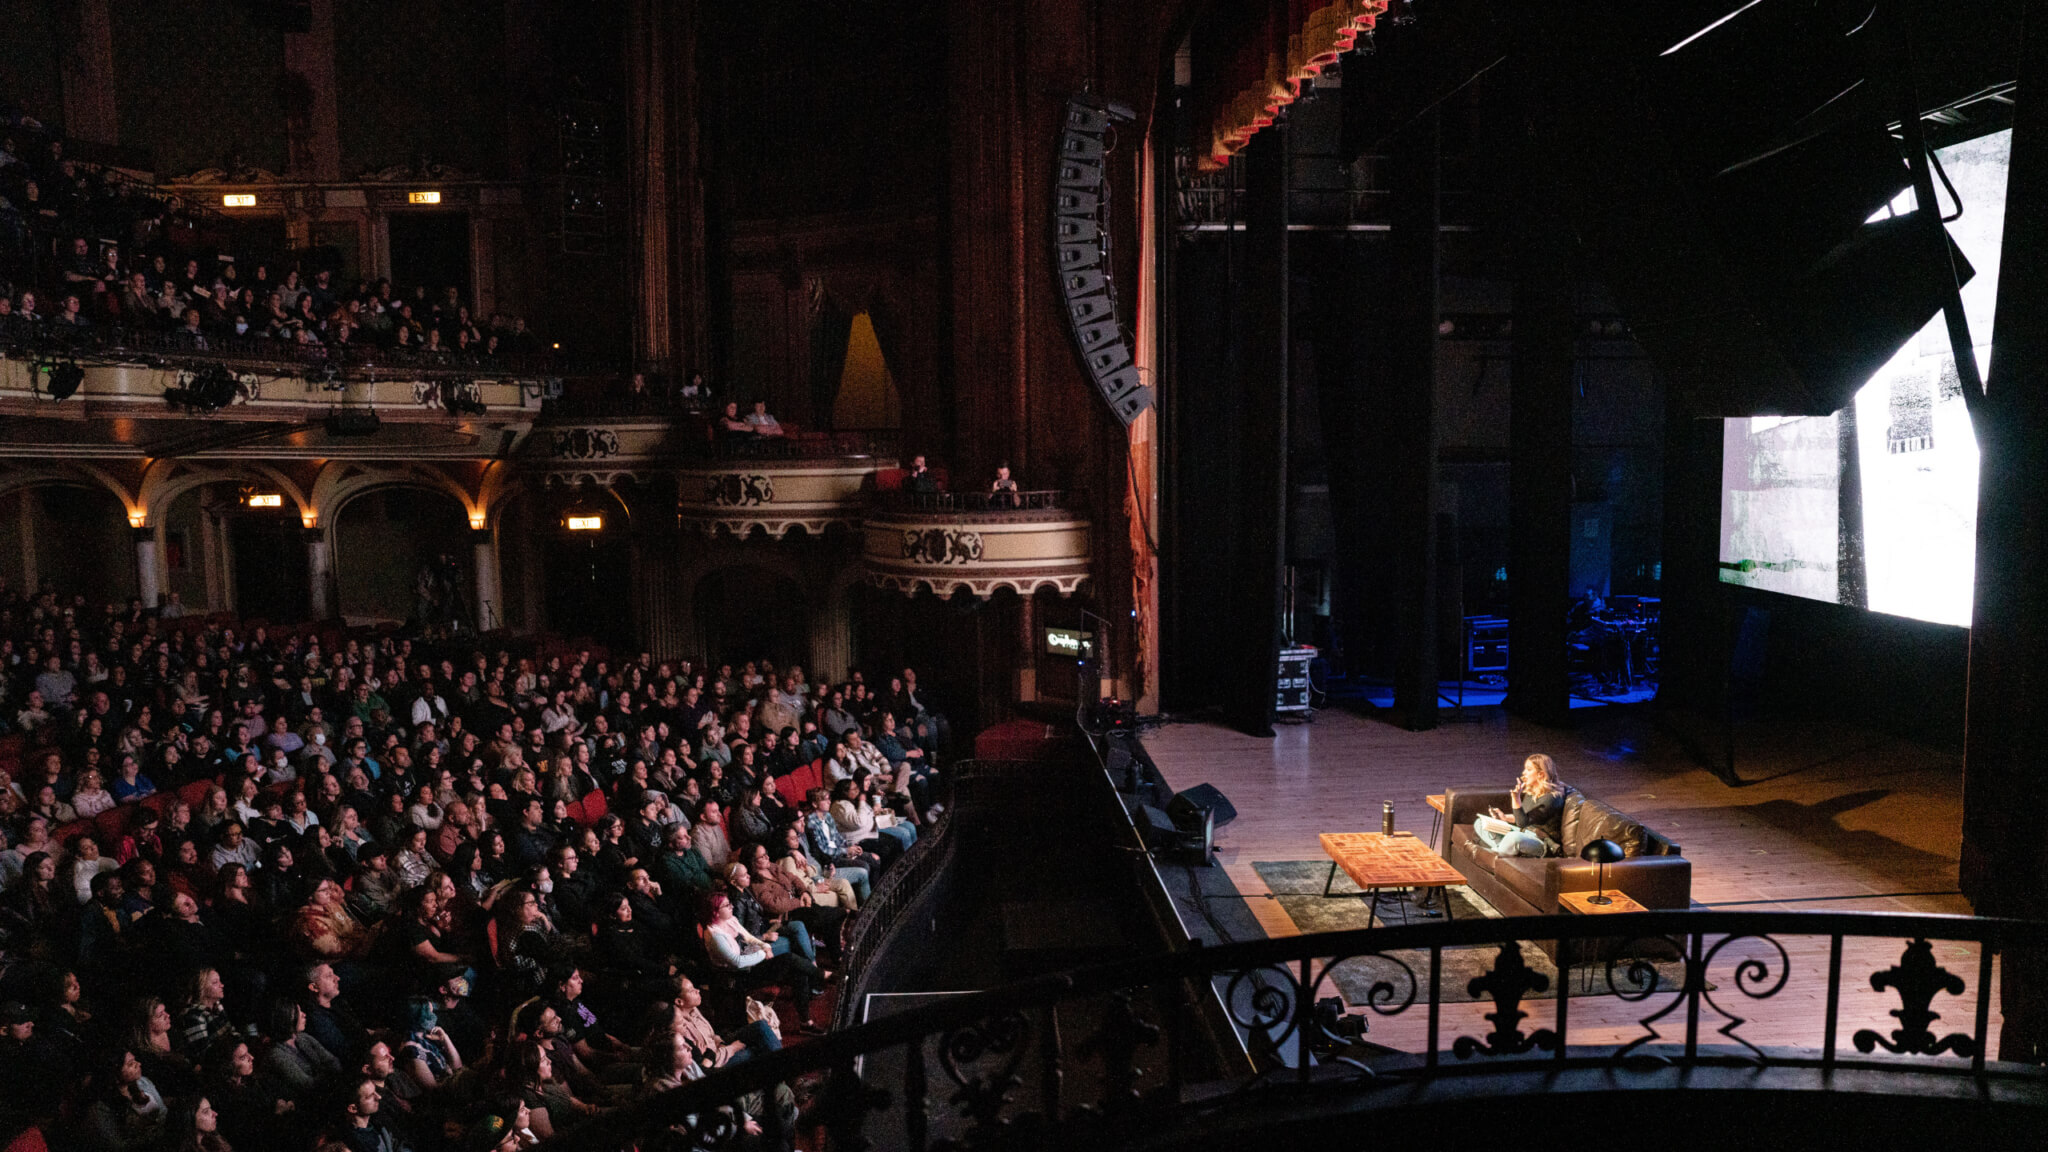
xmin=1472 ymin=753 xmax=1569 ymax=858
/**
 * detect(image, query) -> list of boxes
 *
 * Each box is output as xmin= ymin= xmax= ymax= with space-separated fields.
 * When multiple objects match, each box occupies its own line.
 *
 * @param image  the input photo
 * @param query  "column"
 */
xmin=472 ymin=529 xmax=502 ymax=633
xmin=134 ymin=529 xmax=161 ymax=610
xmin=1223 ymin=125 xmax=1290 ymax=738
xmin=305 ymin=530 xmax=333 ymax=620
xmin=1506 ymin=143 xmax=1576 ymax=726
xmin=1385 ymin=110 xmax=1444 ymax=731
xmin=1963 ymin=0 xmax=2048 ymax=1060
xmin=17 ymin=490 xmax=36 ymax=594
xmin=58 ymin=0 xmax=118 ymax=147
xmin=625 ymin=0 xmax=707 ymax=377
xmin=281 ymin=0 xmax=342 ymax=180
xmin=1015 ymin=593 xmax=1037 ymax=702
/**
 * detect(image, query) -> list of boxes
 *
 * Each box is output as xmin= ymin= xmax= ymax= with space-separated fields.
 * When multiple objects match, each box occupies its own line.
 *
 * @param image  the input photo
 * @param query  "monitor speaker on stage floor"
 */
xmin=1168 ymin=783 xmax=1238 ymax=833
xmin=1135 ymin=804 xmax=1181 ymax=849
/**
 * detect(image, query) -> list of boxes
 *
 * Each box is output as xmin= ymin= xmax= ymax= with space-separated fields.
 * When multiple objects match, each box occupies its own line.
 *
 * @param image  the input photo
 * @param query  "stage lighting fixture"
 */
xmin=42 ymin=362 xmax=84 ymax=401
xmin=163 ymin=364 xmax=239 ymax=414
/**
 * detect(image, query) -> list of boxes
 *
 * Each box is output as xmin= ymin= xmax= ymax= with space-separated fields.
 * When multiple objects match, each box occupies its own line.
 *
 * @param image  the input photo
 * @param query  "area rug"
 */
xmin=1251 ymin=860 xmax=1692 ymax=1004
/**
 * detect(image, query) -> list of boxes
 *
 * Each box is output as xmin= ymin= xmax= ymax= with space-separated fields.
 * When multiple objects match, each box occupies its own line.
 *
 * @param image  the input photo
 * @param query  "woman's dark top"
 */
xmin=1512 ymin=788 xmax=1570 ymax=856
xmin=596 ymin=920 xmax=667 ymax=977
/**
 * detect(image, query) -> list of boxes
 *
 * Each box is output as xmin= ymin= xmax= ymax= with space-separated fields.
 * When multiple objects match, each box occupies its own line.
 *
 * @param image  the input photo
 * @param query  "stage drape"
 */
xmin=1196 ymin=0 xmax=1387 ymax=171
xmin=807 ymin=303 xmax=854 ymax=429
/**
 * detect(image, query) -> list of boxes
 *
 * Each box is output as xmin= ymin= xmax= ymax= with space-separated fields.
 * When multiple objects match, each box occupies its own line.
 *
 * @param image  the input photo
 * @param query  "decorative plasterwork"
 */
xmin=861 ymin=512 xmax=1092 ymax=600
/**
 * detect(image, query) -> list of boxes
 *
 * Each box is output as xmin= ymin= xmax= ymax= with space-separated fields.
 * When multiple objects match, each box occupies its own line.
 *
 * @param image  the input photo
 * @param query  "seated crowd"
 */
xmin=0 ymin=585 xmax=951 ymax=1152
xmin=0 ymin=102 xmax=544 ymax=359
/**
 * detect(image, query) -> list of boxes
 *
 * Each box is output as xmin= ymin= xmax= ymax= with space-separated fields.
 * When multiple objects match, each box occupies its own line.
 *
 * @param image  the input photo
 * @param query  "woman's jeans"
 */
xmin=878 ymin=822 xmax=916 ymax=852
xmin=720 ymin=1019 xmax=783 ymax=1065
xmin=1473 ymin=817 xmax=1545 ymax=858
xmin=766 ymin=919 xmax=815 ymax=962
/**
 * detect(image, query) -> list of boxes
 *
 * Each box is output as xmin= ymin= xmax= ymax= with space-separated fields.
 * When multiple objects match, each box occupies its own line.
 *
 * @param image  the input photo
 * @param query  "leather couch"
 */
xmin=1441 ymin=788 xmax=1691 ymax=923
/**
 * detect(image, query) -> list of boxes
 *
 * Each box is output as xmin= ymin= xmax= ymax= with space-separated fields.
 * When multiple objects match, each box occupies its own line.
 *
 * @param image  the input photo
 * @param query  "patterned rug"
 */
xmin=1251 ymin=860 xmax=1691 ymax=1004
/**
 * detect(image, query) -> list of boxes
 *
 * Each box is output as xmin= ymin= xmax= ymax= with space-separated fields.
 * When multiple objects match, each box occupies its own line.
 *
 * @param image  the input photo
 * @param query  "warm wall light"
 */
xmin=564 ymin=515 xmax=603 ymax=532
xmin=245 ymin=492 xmax=283 ymax=508
xmin=468 ymin=511 xmax=487 ymax=531
xmin=408 ymin=190 xmax=441 ymax=204
xmin=222 ymin=194 xmax=256 ymax=207
xmin=127 ymin=510 xmax=147 ymax=529
xmin=302 ymin=512 xmax=319 ymax=529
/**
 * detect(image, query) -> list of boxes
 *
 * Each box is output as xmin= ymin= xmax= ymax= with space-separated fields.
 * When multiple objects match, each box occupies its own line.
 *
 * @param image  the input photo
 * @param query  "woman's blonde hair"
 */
xmin=1523 ymin=753 xmax=1564 ymax=796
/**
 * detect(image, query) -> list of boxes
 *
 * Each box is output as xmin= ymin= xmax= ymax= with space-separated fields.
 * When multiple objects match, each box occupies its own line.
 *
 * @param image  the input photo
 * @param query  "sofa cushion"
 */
xmin=1494 ymin=857 xmax=1552 ymax=908
xmin=1562 ymin=793 xmax=1648 ymax=859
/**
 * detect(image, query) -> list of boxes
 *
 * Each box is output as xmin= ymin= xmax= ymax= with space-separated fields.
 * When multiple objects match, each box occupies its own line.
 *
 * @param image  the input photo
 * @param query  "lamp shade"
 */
xmin=1580 ymin=838 xmax=1625 ymax=864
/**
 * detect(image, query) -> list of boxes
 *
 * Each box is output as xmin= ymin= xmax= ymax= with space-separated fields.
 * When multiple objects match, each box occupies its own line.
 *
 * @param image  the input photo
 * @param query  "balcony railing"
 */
xmin=0 ymin=317 xmax=598 ymax=381
xmin=546 ymin=908 xmax=2048 ymax=1150
xmin=692 ymin=430 xmax=901 ymax=461
xmin=871 ymin=488 xmax=1080 ymax=515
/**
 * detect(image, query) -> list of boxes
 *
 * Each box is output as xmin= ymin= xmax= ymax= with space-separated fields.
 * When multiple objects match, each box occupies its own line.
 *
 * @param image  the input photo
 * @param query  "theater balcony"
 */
xmin=0 ymin=324 xmax=548 ymax=433
xmin=861 ymin=488 xmax=1092 ymax=599
xmin=674 ymin=432 xmax=899 ymax=539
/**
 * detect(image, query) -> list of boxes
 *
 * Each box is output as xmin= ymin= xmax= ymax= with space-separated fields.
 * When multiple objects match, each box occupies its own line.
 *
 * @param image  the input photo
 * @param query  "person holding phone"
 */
xmin=1472 ymin=753 xmax=1569 ymax=858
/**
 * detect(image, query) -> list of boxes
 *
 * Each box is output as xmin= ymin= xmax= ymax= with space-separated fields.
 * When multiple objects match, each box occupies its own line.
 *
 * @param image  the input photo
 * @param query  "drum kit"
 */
xmin=1570 ymin=595 xmax=1660 ymax=695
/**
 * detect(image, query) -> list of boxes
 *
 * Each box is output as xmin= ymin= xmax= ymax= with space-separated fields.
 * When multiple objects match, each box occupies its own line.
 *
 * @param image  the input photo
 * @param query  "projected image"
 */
xmin=1719 ymin=130 xmax=2008 ymax=628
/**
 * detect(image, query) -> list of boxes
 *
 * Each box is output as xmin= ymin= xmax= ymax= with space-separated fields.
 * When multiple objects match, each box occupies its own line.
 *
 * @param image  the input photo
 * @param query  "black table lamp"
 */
xmin=1580 ymin=838 xmax=1624 ymax=905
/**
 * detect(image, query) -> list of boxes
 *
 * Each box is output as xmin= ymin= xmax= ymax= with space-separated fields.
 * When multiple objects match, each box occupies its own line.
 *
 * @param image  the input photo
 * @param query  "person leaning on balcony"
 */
xmin=990 ymin=463 xmax=1020 ymax=508
xmin=744 ymin=400 xmax=786 ymax=438
xmin=716 ymin=401 xmax=753 ymax=439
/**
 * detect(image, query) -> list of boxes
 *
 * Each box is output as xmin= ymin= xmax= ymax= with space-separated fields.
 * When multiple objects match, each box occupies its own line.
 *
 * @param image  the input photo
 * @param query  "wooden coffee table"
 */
xmin=1424 ymin=794 xmax=1446 ymax=850
xmin=1319 ymin=832 xmax=1467 ymax=929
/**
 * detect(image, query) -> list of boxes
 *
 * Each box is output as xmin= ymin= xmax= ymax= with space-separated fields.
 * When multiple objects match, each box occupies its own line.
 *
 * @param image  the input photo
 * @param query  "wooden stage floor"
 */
xmin=1144 ymin=704 xmax=1999 ymax=1053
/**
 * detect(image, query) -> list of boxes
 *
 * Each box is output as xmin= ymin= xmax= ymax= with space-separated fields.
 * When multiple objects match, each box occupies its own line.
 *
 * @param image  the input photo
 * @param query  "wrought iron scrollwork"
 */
xmin=1312 ymin=950 xmax=1421 ymax=1018
xmin=1697 ymin=933 xmax=1791 ymax=1063
xmin=1452 ymin=943 xmax=1559 ymax=1059
xmin=1853 ymin=938 xmax=1979 ymax=1058
xmin=1078 ymin=991 xmax=1161 ymax=1114
xmin=940 ymin=1010 xmax=1033 ymax=1137
xmin=1222 ymin=965 xmax=1301 ymax=1055
xmin=810 ymin=1058 xmax=890 ymax=1152
xmin=1604 ymin=934 xmax=1688 ymax=1064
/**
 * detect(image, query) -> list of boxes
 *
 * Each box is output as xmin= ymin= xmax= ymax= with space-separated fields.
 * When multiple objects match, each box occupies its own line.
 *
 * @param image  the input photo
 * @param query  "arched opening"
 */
xmin=0 ymin=483 xmax=136 ymax=605
xmin=224 ymin=484 xmax=311 ymax=623
xmin=536 ymin=487 xmax=634 ymax=649
xmin=832 ymin=311 xmax=902 ymax=430
xmin=332 ymin=487 xmax=470 ymax=626
xmin=695 ymin=565 xmax=809 ymax=669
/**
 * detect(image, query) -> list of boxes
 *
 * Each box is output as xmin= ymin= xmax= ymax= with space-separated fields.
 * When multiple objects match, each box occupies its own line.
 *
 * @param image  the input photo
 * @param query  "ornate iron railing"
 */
xmin=548 ymin=909 xmax=2048 ymax=1150
xmin=871 ymin=489 xmax=1080 ymax=515
xmin=829 ymin=759 xmax=1033 ymax=1031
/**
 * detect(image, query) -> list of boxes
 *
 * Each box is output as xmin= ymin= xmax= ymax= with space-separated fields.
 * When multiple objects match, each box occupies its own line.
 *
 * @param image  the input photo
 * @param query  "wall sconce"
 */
xmin=127 ymin=510 xmax=146 ymax=529
xmin=302 ymin=512 xmax=320 ymax=530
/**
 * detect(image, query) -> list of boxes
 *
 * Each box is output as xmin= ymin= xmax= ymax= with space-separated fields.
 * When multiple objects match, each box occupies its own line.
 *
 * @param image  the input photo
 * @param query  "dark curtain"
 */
xmin=807 ymin=303 xmax=855 ymax=429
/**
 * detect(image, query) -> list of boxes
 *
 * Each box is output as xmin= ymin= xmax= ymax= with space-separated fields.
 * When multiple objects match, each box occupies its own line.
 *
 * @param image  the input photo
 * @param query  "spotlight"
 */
xmin=41 ymin=362 xmax=84 ymax=401
xmin=163 ymin=364 xmax=239 ymax=414
xmin=305 ymin=361 xmax=343 ymax=392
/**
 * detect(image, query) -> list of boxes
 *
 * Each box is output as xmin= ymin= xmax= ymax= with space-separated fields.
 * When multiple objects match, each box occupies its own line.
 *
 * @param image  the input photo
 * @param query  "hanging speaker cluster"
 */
xmin=1054 ymin=93 xmax=1152 ymax=426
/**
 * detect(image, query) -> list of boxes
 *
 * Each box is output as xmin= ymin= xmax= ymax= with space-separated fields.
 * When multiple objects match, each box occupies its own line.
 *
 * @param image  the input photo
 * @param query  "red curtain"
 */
xmin=1198 ymin=1 xmax=1387 ymax=171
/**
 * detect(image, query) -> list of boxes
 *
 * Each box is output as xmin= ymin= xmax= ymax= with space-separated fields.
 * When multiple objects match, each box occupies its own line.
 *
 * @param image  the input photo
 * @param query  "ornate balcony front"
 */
xmin=861 ymin=490 xmax=1091 ymax=599
xmin=676 ymin=434 xmax=897 ymax=539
